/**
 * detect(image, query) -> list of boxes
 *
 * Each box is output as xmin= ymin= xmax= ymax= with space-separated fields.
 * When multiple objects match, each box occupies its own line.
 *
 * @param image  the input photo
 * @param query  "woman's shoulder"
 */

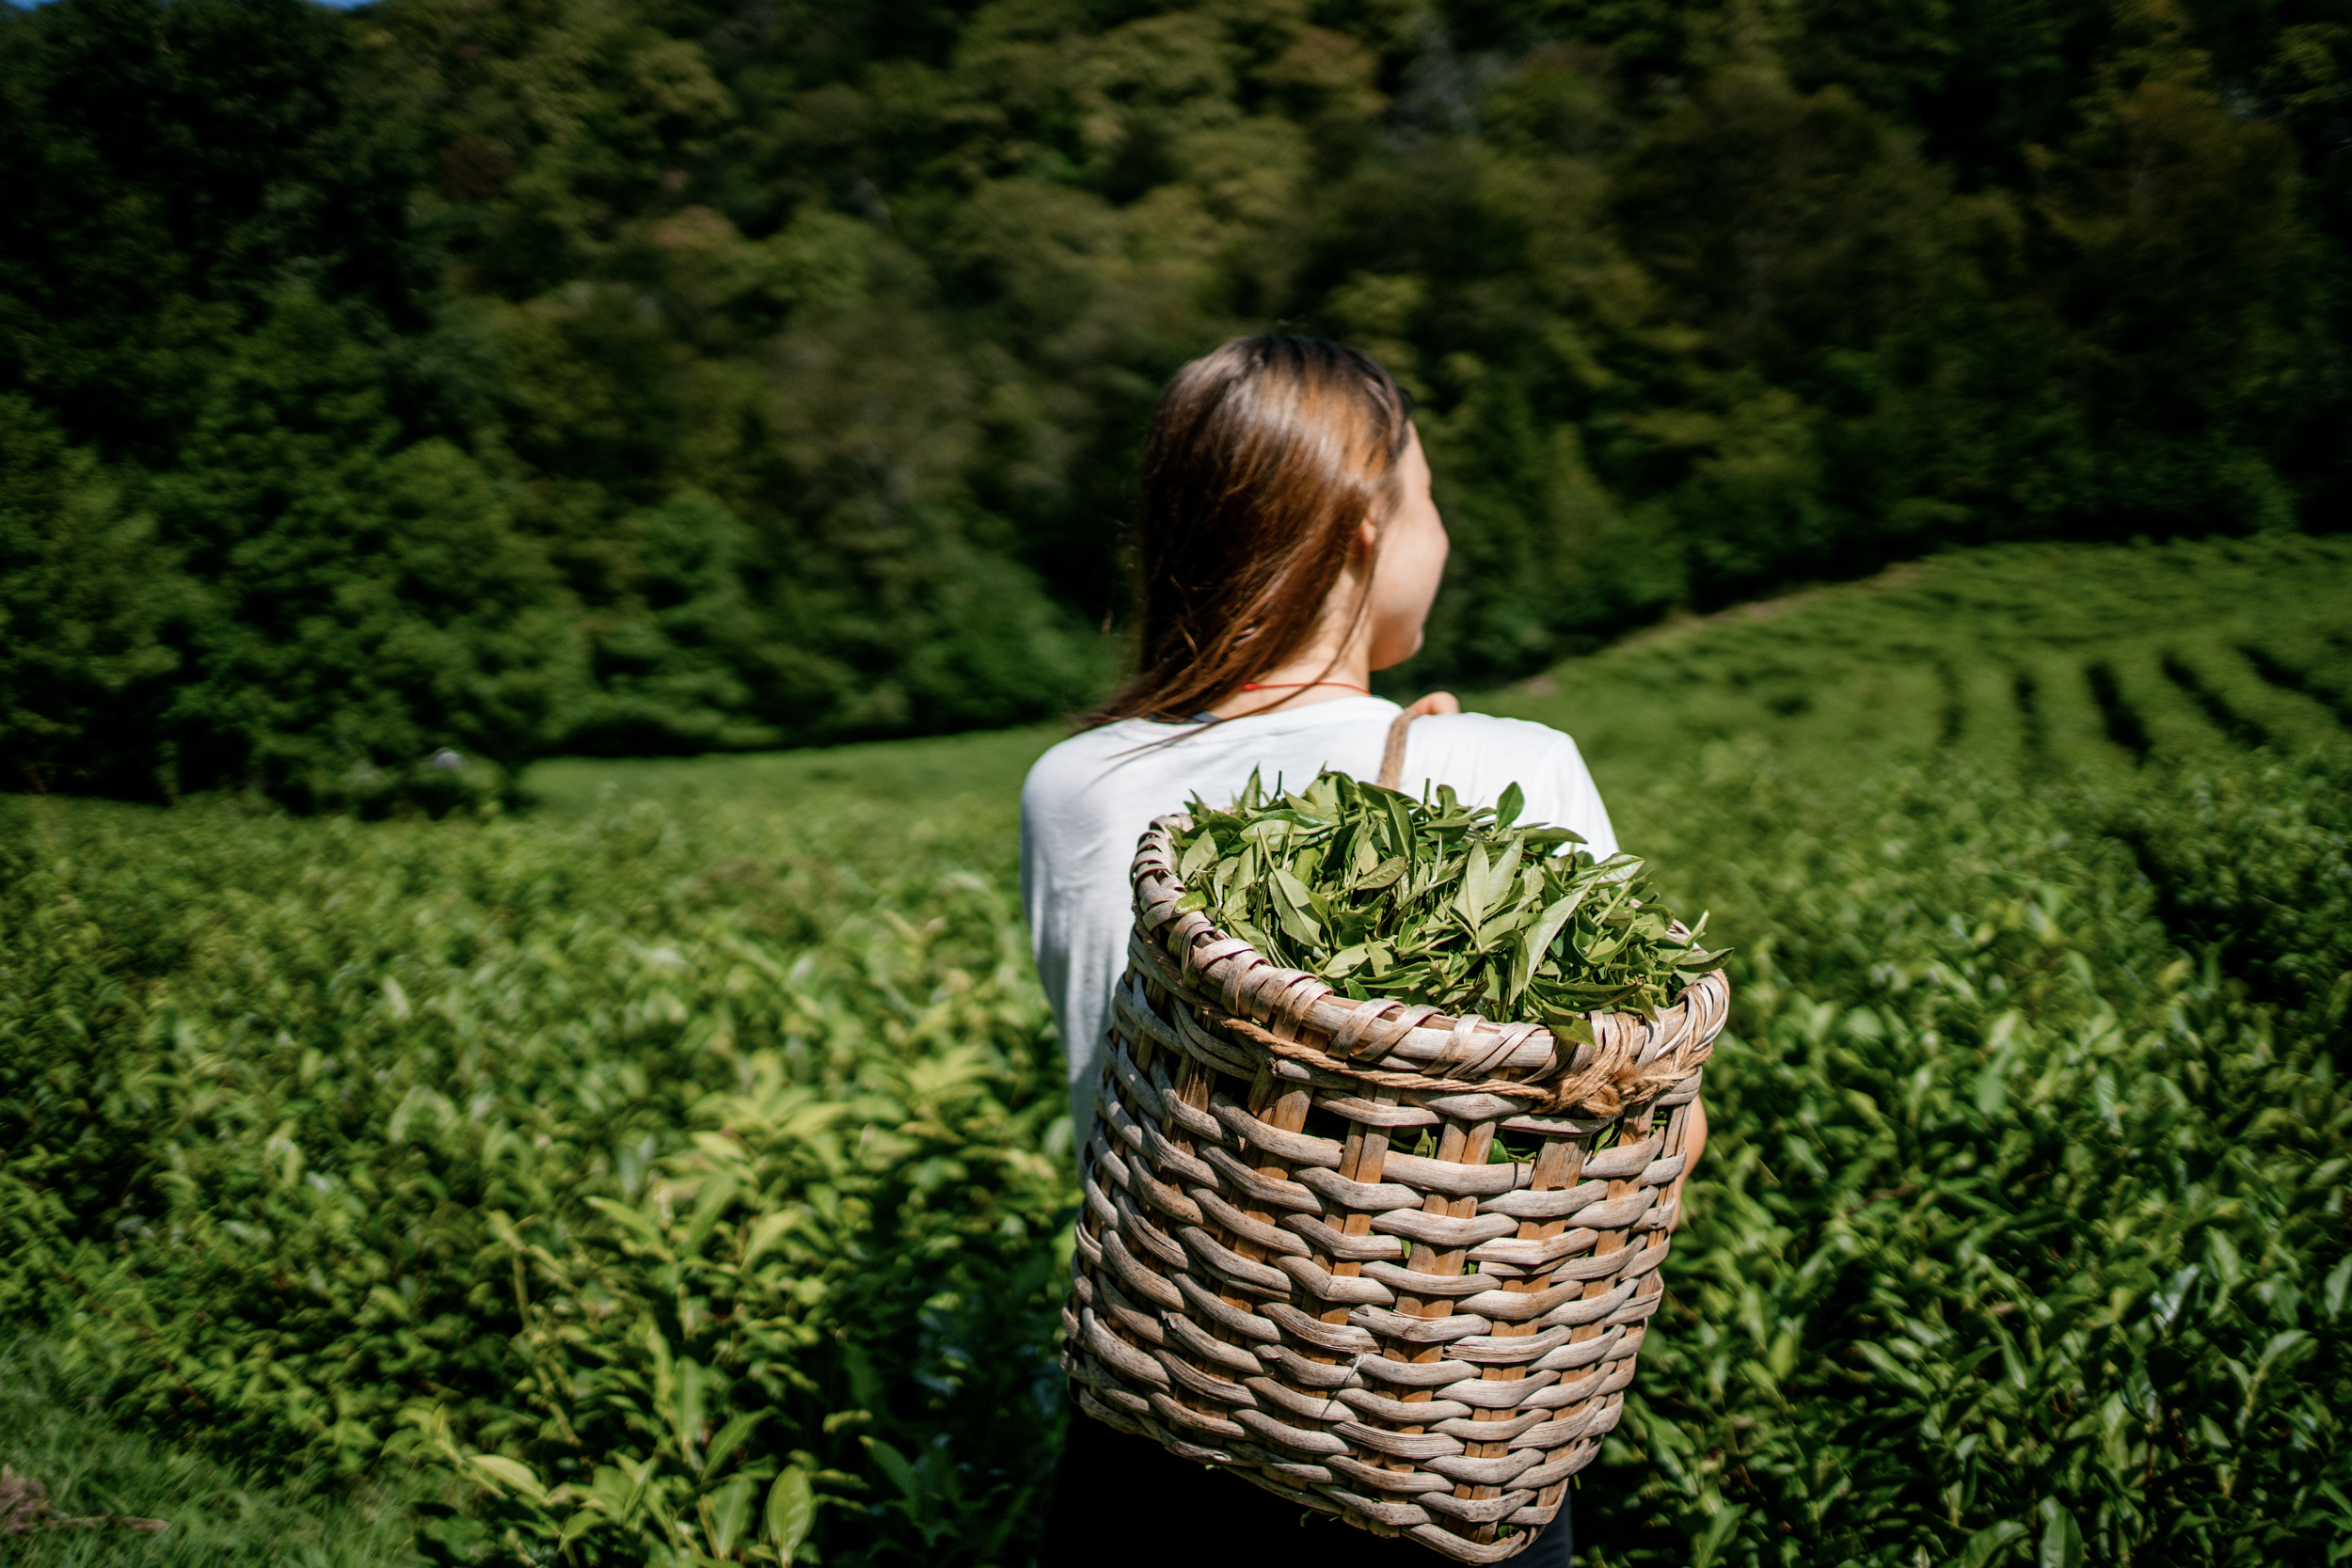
xmin=1406 ymin=709 xmax=1611 ymax=847
xmin=1020 ymin=721 xmax=1188 ymax=828
xmin=1411 ymin=709 xmax=1585 ymax=761
xmin=1022 ymin=723 xmax=1128 ymax=806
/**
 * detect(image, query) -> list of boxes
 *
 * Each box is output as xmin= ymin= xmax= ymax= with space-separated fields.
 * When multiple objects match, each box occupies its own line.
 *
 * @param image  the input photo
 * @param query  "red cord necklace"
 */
xmin=1239 ymin=680 xmax=1369 ymax=693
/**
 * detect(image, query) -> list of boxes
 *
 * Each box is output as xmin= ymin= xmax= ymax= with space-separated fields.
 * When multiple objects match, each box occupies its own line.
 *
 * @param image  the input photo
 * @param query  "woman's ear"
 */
xmin=1357 ymin=516 xmax=1380 ymax=557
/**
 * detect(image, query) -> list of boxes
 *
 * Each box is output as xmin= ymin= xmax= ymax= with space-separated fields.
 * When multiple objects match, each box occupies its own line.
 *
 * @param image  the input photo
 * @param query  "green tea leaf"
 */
xmin=1510 ymin=888 xmax=1588 ymax=1003
xmin=1691 ymin=1504 xmax=1745 ymax=1568
xmin=587 ymin=1196 xmax=673 ymax=1258
xmin=674 ymin=1357 xmax=708 ymax=1468
xmin=1269 ymin=866 xmax=1323 ymax=945
xmin=1179 ymin=828 xmax=1218 ymax=880
xmin=1176 ymin=767 xmax=1719 ymax=1023
xmin=470 ymin=1454 xmax=550 ymax=1506
xmin=705 ymin=1475 xmax=755 ymax=1560
xmin=703 ymin=1409 xmax=768 ymax=1476
xmin=863 ymin=1436 xmax=920 ymax=1500
xmin=2038 ymin=1501 xmax=2084 ymax=1568
xmin=766 ymin=1468 xmax=817 ymax=1559
xmin=1950 ymin=1520 xmax=2027 ymax=1568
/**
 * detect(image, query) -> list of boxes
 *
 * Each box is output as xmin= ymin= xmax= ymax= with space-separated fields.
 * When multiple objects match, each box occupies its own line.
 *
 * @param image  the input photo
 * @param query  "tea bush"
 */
xmin=1593 ymin=750 xmax=2352 ymax=1566
xmin=0 ymin=1331 xmax=421 ymax=1568
xmin=0 ymin=775 xmax=1070 ymax=1566
xmin=3 ymin=541 xmax=2349 ymax=1566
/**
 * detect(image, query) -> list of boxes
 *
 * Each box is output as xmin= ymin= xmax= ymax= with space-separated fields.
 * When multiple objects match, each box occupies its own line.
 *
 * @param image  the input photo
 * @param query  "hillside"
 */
xmin=517 ymin=532 xmax=2352 ymax=810
xmin=7 ymin=0 xmax=2349 ymax=807
xmin=1500 ymin=533 xmax=2352 ymax=781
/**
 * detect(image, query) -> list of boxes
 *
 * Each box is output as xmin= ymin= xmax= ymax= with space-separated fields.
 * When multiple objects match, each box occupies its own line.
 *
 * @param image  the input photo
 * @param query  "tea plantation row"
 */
xmin=3 ymin=537 xmax=2348 ymax=1567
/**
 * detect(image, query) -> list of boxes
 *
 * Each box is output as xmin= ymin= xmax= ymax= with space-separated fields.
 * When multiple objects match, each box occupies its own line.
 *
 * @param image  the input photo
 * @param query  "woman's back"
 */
xmin=1026 ymin=336 xmax=1598 ymax=1563
xmin=1021 ymin=695 xmax=1616 ymax=1145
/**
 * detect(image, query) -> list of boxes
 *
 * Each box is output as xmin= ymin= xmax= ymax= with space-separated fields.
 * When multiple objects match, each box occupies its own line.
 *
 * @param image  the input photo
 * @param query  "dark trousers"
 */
xmin=1040 ymin=1411 xmax=1572 ymax=1568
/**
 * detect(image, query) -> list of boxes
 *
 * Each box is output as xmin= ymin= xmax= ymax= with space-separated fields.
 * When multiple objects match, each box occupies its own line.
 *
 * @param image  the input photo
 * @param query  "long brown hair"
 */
xmin=1087 ymin=335 xmax=1413 ymax=728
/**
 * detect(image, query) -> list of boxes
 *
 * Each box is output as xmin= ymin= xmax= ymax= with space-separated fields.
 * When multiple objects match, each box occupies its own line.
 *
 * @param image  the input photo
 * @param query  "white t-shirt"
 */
xmin=1019 ymin=696 xmax=1618 ymax=1148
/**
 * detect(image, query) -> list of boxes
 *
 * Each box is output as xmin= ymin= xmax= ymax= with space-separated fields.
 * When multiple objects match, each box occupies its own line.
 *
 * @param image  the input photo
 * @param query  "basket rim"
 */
xmin=1131 ymin=814 xmax=1724 ymax=1117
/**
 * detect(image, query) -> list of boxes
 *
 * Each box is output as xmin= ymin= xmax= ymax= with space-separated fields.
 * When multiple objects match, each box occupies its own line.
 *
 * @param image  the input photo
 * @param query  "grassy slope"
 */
xmin=6 ymin=534 xmax=2347 ymax=1566
xmin=524 ymin=536 xmax=2352 ymax=826
xmin=1490 ymin=534 xmax=2352 ymax=794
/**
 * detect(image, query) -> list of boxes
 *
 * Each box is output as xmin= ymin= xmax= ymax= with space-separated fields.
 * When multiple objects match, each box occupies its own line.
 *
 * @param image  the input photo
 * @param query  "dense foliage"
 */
xmin=4 ymin=538 xmax=2348 ymax=1566
xmin=1170 ymin=770 xmax=1724 ymax=1022
xmin=1603 ymin=748 xmax=2352 ymax=1567
xmin=1493 ymin=533 xmax=2352 ymax=1562
xmin=1 ymin=750 xmax=1071 ymax=1566
xmin=5 ymin=0 xmax=2349 ymax=805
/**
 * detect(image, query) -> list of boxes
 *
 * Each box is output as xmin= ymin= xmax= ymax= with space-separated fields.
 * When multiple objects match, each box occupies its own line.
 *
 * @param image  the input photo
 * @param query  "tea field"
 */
xmin=4 ymin=535 xmax=2348 ymax=1568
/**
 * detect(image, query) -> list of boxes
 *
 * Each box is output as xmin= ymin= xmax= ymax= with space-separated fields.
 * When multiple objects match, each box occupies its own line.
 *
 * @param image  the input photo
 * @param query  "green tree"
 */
xmin=153 ymin=296 xmax=588 ymax=810
xmin=1 ymin=0 xmax=2345 ymax=801
xmin=2026 ymin=73 xmax=2320 ymax=532
xmin=0 ymin=399 xmax=193 ymax=796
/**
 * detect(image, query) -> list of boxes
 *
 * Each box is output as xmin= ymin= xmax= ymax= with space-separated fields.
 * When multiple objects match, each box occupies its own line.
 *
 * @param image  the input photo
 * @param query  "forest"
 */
xmin=4 ymin=0 xmax=2349 ymax=809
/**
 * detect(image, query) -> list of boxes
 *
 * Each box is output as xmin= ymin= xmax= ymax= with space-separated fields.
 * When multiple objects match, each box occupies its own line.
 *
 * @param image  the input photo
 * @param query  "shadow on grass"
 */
xmin=0 ymin=1337 xmax=424 ymax=1568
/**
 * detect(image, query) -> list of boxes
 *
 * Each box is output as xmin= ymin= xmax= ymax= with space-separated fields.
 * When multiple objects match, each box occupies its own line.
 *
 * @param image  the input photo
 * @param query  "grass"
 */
xmin=520 ymin=724 xmax=1062 ymax=827
xmin=0 ymin=1338 xmax=422 ymax=1568
xmin=3 ymin=532 xmax=2347 ymax=1567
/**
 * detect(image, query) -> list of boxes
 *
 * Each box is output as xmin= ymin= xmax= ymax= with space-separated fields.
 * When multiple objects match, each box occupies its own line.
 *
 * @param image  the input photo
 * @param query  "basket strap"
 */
xmin=1376 ymin=709 xmax=1417 ymax=791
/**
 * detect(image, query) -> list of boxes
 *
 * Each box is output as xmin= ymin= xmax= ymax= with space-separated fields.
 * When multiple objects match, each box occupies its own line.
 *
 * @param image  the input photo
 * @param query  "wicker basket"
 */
xmin=1061 ymin=812 xmax=1728 ymax=1562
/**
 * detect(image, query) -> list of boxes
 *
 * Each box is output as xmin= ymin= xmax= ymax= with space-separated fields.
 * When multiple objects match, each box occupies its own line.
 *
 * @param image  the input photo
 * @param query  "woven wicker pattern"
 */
xmin=1061 ymin=814 xmax=1728 ymax=1562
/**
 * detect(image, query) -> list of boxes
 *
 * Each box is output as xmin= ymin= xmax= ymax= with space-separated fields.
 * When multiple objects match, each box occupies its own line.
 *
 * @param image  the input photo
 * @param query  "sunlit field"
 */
xmin=5 ymin=537 xmax=2348 ymax=1567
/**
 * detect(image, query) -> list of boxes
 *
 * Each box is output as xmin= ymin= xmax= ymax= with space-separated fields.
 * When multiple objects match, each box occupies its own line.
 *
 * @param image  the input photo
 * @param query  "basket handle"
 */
xmin=1376 ymin=709 xmax=1417 ymax=791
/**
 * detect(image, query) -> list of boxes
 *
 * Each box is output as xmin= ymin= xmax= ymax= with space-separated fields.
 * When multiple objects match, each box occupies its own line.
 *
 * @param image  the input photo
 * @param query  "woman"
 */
xmin=1024 ymin=336 xmax=1698 ymax=1564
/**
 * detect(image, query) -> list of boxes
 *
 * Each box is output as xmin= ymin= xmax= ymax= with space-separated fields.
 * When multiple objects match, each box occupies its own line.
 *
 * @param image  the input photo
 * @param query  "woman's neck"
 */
xmin=1204 ymin=630 xmax=1375 ymax=720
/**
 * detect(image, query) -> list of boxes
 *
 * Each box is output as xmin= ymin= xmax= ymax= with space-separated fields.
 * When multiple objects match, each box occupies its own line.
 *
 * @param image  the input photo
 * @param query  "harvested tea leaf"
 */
xmin=1170 ymin=769 xmax=1725 ymax=1031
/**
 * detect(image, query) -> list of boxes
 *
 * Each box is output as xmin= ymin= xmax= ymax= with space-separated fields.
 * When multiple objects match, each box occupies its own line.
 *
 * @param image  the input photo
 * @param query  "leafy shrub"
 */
xmin=0 ymin=788 xmax=1070 ymax=1567
xmin=3 ymin=542 xmax=2348 ymax=1565
xmin=1596 ymin=750 xmax=2352 ymax=1566
xmin=8 ymin=743 xmax=2346 ymax=1567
